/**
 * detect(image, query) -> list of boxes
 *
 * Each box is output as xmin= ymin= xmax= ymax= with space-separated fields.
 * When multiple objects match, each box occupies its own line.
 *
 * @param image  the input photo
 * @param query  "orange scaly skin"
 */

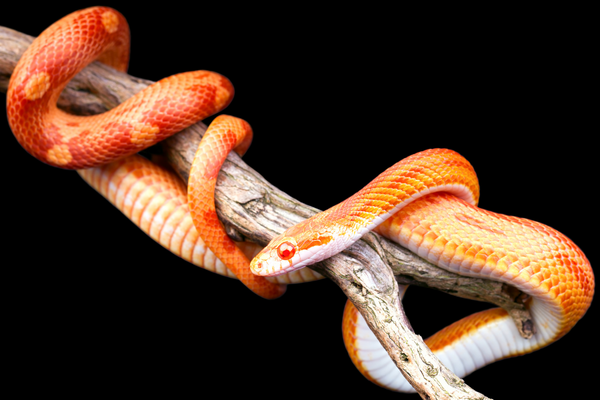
xmin=251 ymin=149 xmax=480 ymax=275
xmin=78 ymin=153 xmax=323 ymax=284
xmin=375 ymin=192 xmax=594 ymax=343
xmin=187 ymin=115 xmax=286 ymax=299
xmin=254 ymin=148 xmax=594 ymax=388
xmin=77 ymin=154 xmax=241 ymax=277
xmin=7 ymin=7 xmax=234 ymax=170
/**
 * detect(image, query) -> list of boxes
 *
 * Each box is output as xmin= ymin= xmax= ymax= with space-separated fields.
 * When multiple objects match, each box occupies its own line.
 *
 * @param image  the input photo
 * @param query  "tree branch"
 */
xmin=2 ymin=25 xmax=539 ymax=399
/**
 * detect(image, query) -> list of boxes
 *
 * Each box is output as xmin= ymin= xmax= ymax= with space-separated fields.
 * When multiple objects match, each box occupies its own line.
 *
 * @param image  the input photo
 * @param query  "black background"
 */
xmin=2 ymin=4 xmax=596 ymax=398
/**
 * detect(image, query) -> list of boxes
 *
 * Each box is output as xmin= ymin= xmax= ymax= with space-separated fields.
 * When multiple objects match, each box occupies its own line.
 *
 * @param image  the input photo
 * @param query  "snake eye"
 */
xmin=277 ymin=241 xmax=296 ymax=260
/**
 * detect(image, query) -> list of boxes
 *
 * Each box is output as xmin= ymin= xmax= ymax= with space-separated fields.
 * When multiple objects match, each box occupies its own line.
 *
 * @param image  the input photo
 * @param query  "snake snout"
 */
xmin=249 ymin=252 xmax=270 ymax=275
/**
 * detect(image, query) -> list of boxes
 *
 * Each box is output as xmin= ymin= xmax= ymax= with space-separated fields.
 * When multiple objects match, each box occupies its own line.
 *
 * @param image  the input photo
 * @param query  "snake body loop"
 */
xmin=251 ymin=148 xmax=594 ymax=391
xmin=7 ymin=6 xmax=234 ymax=170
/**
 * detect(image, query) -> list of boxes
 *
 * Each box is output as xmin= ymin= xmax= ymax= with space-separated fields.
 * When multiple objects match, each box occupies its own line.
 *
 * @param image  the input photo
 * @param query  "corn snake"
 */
xmin=4 ymin=5 xmax=596 ymax=394
xmin=252 ymin=148 xmax=594 ymax=391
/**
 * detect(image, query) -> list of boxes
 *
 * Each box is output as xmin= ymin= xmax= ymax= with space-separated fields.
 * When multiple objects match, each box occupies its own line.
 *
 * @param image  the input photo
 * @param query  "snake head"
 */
xmin=250 ymin=223 xmax=335 ymax=276
xmin=250 ymin=236 xmax=300 ymax=276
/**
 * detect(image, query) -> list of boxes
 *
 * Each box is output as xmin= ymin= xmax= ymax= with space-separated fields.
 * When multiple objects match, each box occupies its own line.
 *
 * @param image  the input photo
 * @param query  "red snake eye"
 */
xmin=277 ymin=241 xmax=296 ymax=260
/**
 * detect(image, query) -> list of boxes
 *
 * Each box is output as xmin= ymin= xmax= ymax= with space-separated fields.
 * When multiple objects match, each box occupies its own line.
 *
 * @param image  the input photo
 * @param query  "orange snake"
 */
xmin=5 ymin=6 xmax=595 ymax=394
xmin=250 ymin=148 xmax=594 ymax=390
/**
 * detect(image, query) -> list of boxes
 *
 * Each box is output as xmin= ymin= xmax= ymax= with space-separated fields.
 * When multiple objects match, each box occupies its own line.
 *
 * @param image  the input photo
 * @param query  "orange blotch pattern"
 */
xmin=24 ymin=72 xmax=51 ymax=100
xmin=100 ymin=10 xmax=119 ymax=33
xmin=7 ymin=7 xmax=234 ymax=170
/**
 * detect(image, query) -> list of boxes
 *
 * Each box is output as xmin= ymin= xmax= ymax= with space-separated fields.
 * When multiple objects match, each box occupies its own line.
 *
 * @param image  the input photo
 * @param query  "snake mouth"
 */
xmin=250 ymin=249 xmax=310 ymax=277
xmin=253 ymin=249 xmax=328 ymax=277
xmin=250 ymin=255 xmax=297 ymax=277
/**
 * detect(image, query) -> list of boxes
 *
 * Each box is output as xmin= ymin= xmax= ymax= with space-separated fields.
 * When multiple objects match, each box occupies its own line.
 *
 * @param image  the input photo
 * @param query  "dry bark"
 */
xmin=2 ymin=25 xmax=541 ymax=399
